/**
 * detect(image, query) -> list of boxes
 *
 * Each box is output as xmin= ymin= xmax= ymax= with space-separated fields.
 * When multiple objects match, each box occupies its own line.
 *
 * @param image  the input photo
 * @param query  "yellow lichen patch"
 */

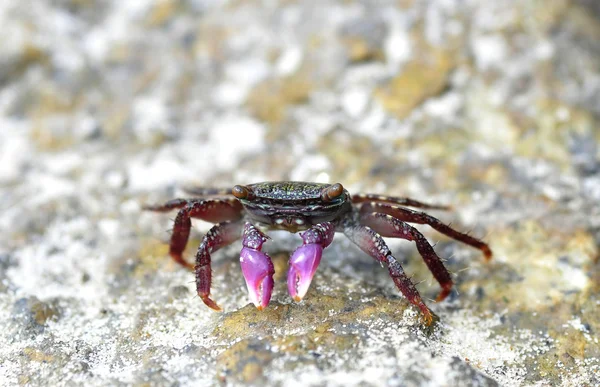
xmin=145 ymin=0 xmax=178 ymax=27
xmin=556 ymin=328 xmax=587 ymax=359
xmin=30 ymin=125 xmax=76 ymax=151
xmin=417 ymin=133 xmax=464 ymax=162
xmin=216 ymin=339 xmax=275 ymax=384
xmin=137 ymin=238 xmax=170 ymax=261
xmin=101 ymin=106 xmax=130 ymax=141
xmin=563 ymin=1 xmax=600 ymax=40
xmin=134 ymin=238 xmax=193 ymax=277
xmin=23 ymin=347 xmax=54 ymax=363
xmin=214 ymin=282 xmax=413 ymax=342
xmin=214 ymin=303 xmax=291 ymax=340
xmin=275 ymin=330 xmax=359 ymax=355
xmin=463 ymin=86 xmax=521 ymax=151
xmin=216 ymin=331 xmax=359 ymax=384
xmin=193 ymin=24 xmax=230 ymax=60
xmin=396 ymin=0 xmax=416 ymax=9
xmin=512 ymin=100 xmax=596 ymax=168
xmin=532 ymin=307 xmax=595 ymax=379
xmin=29 ymin=87 xmax=82 ymax=150
xmin=14 ymin=297 xmax=62 ymax=328
xmin=246 ymin=72 xmax=313 ymax=128
xmin=341 ymin=36 xmax=385 ymax=63
xmin=21 ymin=43 xmax=48 ymax=67
xmin=565 ymin=231 xmax=598 ymax=265
xmin=5 ymin=41 xmax=49 ymax=85
xmin=278 ymin=73 xmax=313 ymax=104
xmin=29 ymin=299 xmax=61 ymax=326
xmin=334 ymin=296 xmax=411 ymax=325
xmin=461 ymin=220 xmax=600 ymax=376
xmin=270 ymin=253 xmax=289 ymax=283
xmin=133 ymin=68 xmax=161 ymax=95
xmin=514 ymin=0 xmax=569 ymax=33
xmin=306 ymin=34 xmax=325 ymax=52
xmin=466 ymin=162 xmax=508 ymax=189
xmin=462 ymin=221 xmax=597 ymax=314
xmin=316 ymin=130 xmax=380 ymax=186
xmin=403 ymin=128 xmax=473 ymax=173
xmin=213 ymin=287 xmax=410 ymax=382
xmin=375 ymin=47 xmax=453 ymax=119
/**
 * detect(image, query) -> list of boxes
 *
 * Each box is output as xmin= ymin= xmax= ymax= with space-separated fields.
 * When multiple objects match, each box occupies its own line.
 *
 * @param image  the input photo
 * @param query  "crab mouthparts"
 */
xmin=240 ymin=247 xmax=274 ymax=310
xmin=287 ymin=243 xmax=323 ymax=301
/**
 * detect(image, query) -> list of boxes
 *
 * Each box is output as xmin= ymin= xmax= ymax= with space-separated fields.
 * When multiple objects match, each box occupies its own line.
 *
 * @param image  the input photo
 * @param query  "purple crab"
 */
xmin=144 ymin=181 xmax=492 ymax=325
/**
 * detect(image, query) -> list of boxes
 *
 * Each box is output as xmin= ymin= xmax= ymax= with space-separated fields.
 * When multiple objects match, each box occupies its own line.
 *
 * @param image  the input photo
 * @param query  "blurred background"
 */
xmin=0 ymin=0 xmax=599 ymax=386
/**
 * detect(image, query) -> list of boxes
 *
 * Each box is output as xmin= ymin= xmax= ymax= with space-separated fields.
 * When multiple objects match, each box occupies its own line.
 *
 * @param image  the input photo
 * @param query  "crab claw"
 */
xmin=287 ymin=243 xmax=323 ymax=301
xmin=240 ymin=247 xmax=274 ymax=310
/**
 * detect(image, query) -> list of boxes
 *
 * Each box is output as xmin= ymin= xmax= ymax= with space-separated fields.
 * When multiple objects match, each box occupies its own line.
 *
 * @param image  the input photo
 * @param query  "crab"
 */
xmin=144 ymin=181 xmax=492 ymax=325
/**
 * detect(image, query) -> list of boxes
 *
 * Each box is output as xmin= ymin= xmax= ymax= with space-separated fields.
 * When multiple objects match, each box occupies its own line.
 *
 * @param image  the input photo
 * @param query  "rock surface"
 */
xmin=1 ymin=0 xmax=599 ymax=386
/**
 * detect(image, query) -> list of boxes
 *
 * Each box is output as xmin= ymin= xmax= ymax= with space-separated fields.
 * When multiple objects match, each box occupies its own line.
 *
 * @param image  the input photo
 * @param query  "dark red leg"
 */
xmin=239 ymin=223 xmax=275 ymax=310
xmin=182 ymin=186 xmax=233 ymax=196
xmin=360 ymin=202 xmax=492 ymax=260
xmin=287 ymin=222 xmax=336 ymax=301
xmin=343 ymin=219 xmax=434 ymax=325
xmin=360 ymin=211 xmax=453 ymax=302
xmin=145 ymin=198 xmax=243 ymax=269
xmin=195 ymin=220 xmax=244 ymax=310
xmin=142 ymin=198 xmax=189 ymax=212
xmin=352 ymin=193 xmax=451 ymax=210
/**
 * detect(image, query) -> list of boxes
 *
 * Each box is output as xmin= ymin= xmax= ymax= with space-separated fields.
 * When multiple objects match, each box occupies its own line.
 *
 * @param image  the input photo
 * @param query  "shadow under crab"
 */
xmin=144 ymin=181 xmax=492 ymax=325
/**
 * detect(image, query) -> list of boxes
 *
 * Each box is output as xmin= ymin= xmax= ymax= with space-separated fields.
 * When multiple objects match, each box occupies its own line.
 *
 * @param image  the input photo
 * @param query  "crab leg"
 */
xmin=360 ymin=211 xmax=454 ymax=302
xmin=142 ymin=198 xmax=191 ymax=212
xmin=352 ymin=193 xmax=450 ymax=210
xmin=343 ymin=219 xmax=434 ymax=325
xmin=195 ymin=220 xmax=244 ymax=311
xmin=182 ymin=186 xmax=233 ymax=197
xmin=144 ymin=198 xmax=243 ymax=269
xmin=287 ymin=222 xmax=336 ymax=301
xmin=360 ymin=202 xmax=492 ymax=260
xmin=239 ymin=223 xmax=275 ymax=310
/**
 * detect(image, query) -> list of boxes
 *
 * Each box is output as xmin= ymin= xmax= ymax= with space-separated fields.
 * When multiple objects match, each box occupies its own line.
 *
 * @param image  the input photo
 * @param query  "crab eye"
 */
xmin=232 ymin=185 xmax=250 ymax=199
xmin=322 ymin=183 xmax=344 ymax=201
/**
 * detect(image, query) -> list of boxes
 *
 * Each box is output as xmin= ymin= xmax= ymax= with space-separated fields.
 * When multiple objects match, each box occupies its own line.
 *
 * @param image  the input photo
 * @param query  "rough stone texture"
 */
xmin=1 ymin=0 xmax=599 ymax=386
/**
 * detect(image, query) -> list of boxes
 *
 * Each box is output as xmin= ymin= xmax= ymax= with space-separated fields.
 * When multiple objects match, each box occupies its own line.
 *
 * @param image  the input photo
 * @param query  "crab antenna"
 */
xmin=321 ymin=183 xmax=344 ymax=201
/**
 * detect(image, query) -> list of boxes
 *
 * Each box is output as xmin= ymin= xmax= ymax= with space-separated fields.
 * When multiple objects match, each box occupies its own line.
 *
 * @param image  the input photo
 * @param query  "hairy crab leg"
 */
xmin=360 ymin=202 xmax=492 ymax=260
xmin=142 ymin=198 xmax=190 ymax=212
xmin=239 ymin=223 xmax=275 ymax=310
xmin=360 ymin=212 xmax=454 ymax=302
xmin=195 ymin=220 xmax=244 ymax=311
xmin=343 ymin=219 xmax=434 ymax=325
xmin=144 ymin=198 xmax=243 ymax=269
xmin=352 ymin=193 xmax=451 ymax=211
xmin=182 ymin=186 xmax=233 ymax=197
xmin=287 ymin=222 xmax=336 ymax=301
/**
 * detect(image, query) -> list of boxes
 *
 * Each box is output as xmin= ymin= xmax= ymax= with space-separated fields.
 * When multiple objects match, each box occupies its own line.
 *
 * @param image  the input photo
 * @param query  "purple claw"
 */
xmin=240 ymin=247 xmax=274 ymax=310
xmin=287 ymin=243 xmax=323 ymax=301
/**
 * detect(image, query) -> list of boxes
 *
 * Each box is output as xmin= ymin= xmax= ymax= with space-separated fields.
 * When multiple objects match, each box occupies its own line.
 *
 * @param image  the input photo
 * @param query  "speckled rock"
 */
xmin=1 ymin=0 xmax=599 ymax=386
xmin=12 ymin=296 xmax=63 ymax=334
